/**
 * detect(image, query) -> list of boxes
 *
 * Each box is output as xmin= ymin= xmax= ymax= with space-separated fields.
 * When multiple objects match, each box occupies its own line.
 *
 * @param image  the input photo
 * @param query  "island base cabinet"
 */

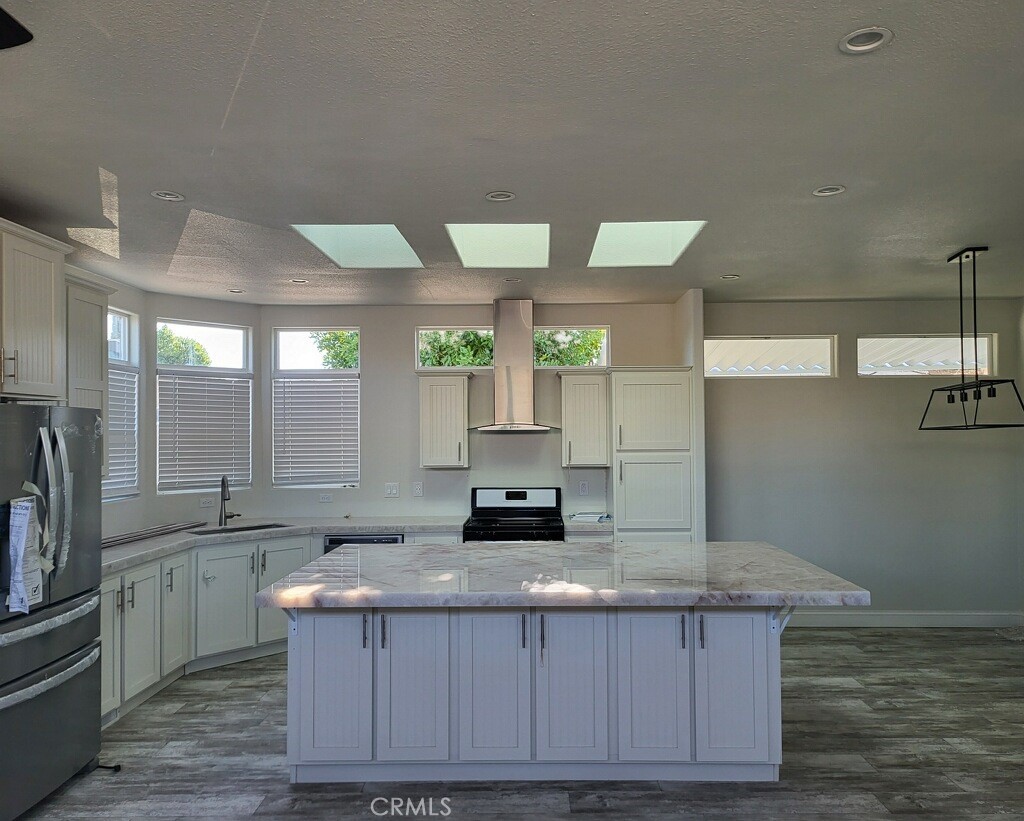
xmin=297 ymin=613 xmax=373 ymax=761
xmin=376 ymin=610 xmax=450 ymax=761
xmin=617 ymin=610 xmax=692 ymax=761
xmin=535 ymin=610 xmax=609 ymax=761
xmin=694 ymin=609 xmax=771 ymax=763
xmin=458 ymin=610 xmax=531 ymax=761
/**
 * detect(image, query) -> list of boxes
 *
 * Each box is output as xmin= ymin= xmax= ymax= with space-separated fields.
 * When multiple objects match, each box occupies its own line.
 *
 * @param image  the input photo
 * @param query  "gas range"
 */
xmin=462 ymin=487 xmax=565 ymax=542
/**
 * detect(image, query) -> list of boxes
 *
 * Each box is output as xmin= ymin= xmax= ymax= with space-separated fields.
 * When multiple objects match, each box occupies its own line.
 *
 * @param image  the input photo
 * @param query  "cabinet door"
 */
xmin=195 ymin=543 xmax=256 ymax=658
xmin=160 ymin=554 xmax=190 ymax=675
xmin=617 ymin=610 xmax=692 ymax=761
xmin=694 ymin=609 xmax=769 ymax=762
xmin=66 ymin=284 xmax=108 ymax=472
xmin=299 ymin=612 xmax=373 ymax=761
xmin=99 ymin=577 xmax=122 ymax=715
xmin=376 ymin=610 xmax=450 ymax=761
xmin=536 ymin=610 xmax=609 ymax=761
xmin=561 ymin=374 xmax=609 ymax=466
xmin=1 ymin=233 xmax=66 ymax=398
xmin=612 ymin=371 xmax=690 ymax=451
xmin=458 ymin=610 xmax=531 ymax=761
xmin=122 ymin=563 xmax=162 ymax=700
xmin=615 ymin=452 xmax=693 ymax=530
xmin=419 ymin=376 xmax=469 ymax=468
xmin=257 ymin=537 xmax=311 ymax=644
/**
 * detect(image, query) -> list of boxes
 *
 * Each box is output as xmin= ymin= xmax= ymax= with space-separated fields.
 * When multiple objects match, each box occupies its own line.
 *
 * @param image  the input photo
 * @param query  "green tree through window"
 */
xmin=534 ymin=329 xmax=606 ymax=367
xmin=418 ymin=330 xmax=494 ymax=367
xmin=156 ymin=324 xmax=212 ymax=366
xmin=311 ymin=331 xmax=360 ymax=369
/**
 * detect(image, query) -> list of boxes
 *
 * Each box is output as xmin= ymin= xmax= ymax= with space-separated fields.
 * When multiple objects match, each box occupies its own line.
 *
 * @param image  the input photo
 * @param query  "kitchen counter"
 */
xmin=257 ymin=540 xmax=869 ymax=609
xmin=100 ymin=516 xmax=612 ymax=576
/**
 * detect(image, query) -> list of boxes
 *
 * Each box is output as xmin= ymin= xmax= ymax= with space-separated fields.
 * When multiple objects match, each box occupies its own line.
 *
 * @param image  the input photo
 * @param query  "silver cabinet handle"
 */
xmin=457 ymin=441 xmax=462 ymax=463
xmin=261 ymin=550 xmax=267 ymax=573
xmin=127 ymin=581 xmax=135 ymax=609
xmin=202 ymin=570 xmax=216 ymax=583
xmin=618 ymin=424 xmax=622 ymax=447
xmin=166 ymin=567 xmax=174 ymax=592
xmin=1 ymin=347 xmax=18 ymax=383
xmin=681 ymin=613 xmax=686 ymax=649
xmin=362 ymin=613 xmax=368 ymax=649
xmin=699 ymin=614 xmax=705 ymax=649
xmin=250 ymin=552 xmax=255 ymax=575
xmin=619 ymin=460 xmax=623 ymax=483
xmin=539 ymin=613 xmax=545 ymax=664
xmin=521 ymin=613 xmax=527 ymax=648
xmin=115 ymin=588 xmax=124 ymax=612
xmin=567 ymin=440 xmax=572 ymax=465
xmin=380 ymin=614 xmax=387 ymax=649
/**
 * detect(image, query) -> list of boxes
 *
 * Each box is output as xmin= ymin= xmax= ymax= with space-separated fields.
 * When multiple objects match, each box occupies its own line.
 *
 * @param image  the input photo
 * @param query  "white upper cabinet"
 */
xmin=560 ymin=373 xmax=609 ymax=467
xmin=419 ymin=375 xmax=469 ymax=468
xmin=612 ymin=371 xmax=691 ymax=451
xmin=65 ymin=283 xmax=107 ymax=411
xmin=1 ymin=226 xmax=69 ymax=399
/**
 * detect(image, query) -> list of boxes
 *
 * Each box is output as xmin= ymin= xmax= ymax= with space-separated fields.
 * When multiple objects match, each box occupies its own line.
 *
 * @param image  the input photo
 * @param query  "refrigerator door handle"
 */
xmin=36 ymin=426 xmax=59 ymax=570
xmin=0 ymin=593 xmax=99 ymax=648
xmin=0 ymin=646 xmax=100 ymax=714
xmin=53 ymin=427 xmax=73 ymax=578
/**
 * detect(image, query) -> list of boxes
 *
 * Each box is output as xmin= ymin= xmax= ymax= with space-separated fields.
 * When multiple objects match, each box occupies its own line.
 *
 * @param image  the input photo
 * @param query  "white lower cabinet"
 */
xmin=195 ymin=542 xmax=257 ymax=658
xmin=376 ymin=610 xmax=450 ymax=761
xmin=160 ymin=553 xmax=190 ymax=676
xmin=616 ymin=610 xmax=692 ymax=761
xmin=458 ymin=610 xmax=531 ymax=761
xmin=406 ymin=532 xmax=462 ymax=545
xmin=535 ymin=610 xmax=609 ymax=761
xmin=257 ymin=537 xmax=312 ymax=644
xmin=299 ymin=612 xmax=373 ymax=761
xmin=694 ymin=609 xmax=770 ymax=763
xmin=121 ymin=562 xmax=162 ymax=700
xmin=99 ymin=577 xmax=122 ymax=715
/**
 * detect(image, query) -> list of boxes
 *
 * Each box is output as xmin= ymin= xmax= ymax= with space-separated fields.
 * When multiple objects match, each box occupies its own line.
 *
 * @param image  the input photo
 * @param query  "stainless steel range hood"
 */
xmin=476 ymin=299 xmax=550 ymax=432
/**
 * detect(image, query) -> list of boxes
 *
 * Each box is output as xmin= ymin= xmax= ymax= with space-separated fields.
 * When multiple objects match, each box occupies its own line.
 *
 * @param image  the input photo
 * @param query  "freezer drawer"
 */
xmin=0 ymin=590 xmax=100 ymax=688
xmin=0 ymin=641 xmax=101 ymax=821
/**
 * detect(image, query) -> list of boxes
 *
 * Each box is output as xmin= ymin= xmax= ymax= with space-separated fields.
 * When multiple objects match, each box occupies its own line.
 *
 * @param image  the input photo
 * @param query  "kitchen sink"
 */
xmin=188 ymin=523 xmax=290 ymax=535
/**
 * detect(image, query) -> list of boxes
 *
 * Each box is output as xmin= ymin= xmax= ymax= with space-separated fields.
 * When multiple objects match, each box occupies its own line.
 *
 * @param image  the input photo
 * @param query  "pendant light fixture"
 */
xmin=919 ymin=246 xmax=1024 ymax=430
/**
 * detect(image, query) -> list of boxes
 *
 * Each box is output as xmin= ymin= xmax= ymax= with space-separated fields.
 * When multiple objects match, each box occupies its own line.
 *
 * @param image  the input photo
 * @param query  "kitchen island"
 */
xmin=257 ymin=540 xmax=869 ymax=783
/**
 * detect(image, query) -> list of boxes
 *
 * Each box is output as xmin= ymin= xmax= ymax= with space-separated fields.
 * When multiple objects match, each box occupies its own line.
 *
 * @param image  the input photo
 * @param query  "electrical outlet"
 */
xmin=384 ymin=482 xmax=400 ymax=498
xmin=199 ymin=497 xmax=215 ymax=508
xmin=412 ymin=482 xmax=424 ymax=497
xmin=319 ymin=493 xmax=333 ymax=504
xmin=578 ymin=480 xmax=590 ymax=496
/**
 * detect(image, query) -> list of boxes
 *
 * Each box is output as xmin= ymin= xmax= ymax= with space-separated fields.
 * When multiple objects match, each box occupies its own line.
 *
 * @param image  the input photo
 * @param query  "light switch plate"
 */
xmin=384 ymin=482 xmax=400 ymax=497
xmin=319 ymin=493 xmax=333 ymax=504
xmin=199 ymin=497 xmax=214 ymax=508
xmin=578 ymin=481 xmax=589 ymax=496
xmin=412 ymin=482 xmax=424 ymax=497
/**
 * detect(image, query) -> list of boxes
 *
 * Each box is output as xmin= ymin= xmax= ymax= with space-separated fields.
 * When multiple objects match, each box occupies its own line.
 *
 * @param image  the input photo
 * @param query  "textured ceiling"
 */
xmin=1 ymin=1 xmax=1022 ymax=305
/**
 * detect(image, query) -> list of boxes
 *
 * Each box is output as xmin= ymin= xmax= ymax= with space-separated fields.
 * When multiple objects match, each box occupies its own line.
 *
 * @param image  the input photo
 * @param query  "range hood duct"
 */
xmin=476 ymin=299 xmax=550 ymax=432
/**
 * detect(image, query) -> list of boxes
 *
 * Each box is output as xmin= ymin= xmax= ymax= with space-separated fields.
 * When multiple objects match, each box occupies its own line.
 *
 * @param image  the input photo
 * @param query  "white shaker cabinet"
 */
xmin=535 ymin=610 xmax=609 ymax=761
xmin=376 ymin=610 xmax=450 ymax=761
xmin=160 ymin=553 xmax=190 ymax=676
xmin=298 ymin=612 xmax=373 ymax=762
xmin=612 ymin=371 xmax=691 ymax=451
xmin=195 ymin=542 xmax=257 ymax=658
xmin=560 ymin=373 xmax=609 ymax=467
xmin=617 ymin=610 xmax=692 ymax=761
xmin=614 ymin=452 xmax=693 ymax=530
xmin=419 ymin=375 xmax=469 ymax=468
xmin=0 ymin=227 xmax=69 ymax=399
xmin=458 ymin=610 xmax=531 ymax=761
xmin=694 ymin=609 xmax=770 ymax=763
xmin=257 ymin=536 xmax=311 ymax=644
xmin=99 ymin=577 xmax=122 ymax=715
xmin=121 ymin=562 xmax=162 ymax=700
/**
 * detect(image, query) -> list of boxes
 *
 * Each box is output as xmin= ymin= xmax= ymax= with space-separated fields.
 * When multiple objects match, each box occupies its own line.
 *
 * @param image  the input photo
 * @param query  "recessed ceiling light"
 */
xmin=150 ymin=190 xmax=185 ymax=202
xmin=290 ymin=278 xmax=309 ymax=284
xmin=503 ymin=277 xmax=522 ymax=283
xmin=588 ymin=221 xmax=707 ymax=267
xmin=720 ymin=274 xmax=740 ymax=280
xmin=485 ymin=191 xmax=516 ymax=202
xmin=445 ymin=224 xmax=550 ymax=268
xmin=812 ymin=185 xmax=846 ymax=197
xmin=227 ymin=288 xmax=244 ymax=294
xmin=839 ymin=27 xmax=893 ymax=55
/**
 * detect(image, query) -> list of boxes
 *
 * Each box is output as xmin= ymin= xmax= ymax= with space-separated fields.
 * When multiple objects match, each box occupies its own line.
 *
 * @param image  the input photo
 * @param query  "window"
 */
xmin=857 ymin=335 xmax=993 ymax=376
xmin=103 ymin=308 xmax=139 ymax=499
xmin=417 ymin=328 xmax=494 ymax=368
xmin=704 ymin=336 xmax=835 ymax=377
xmin=273 ymin=329 xmax=360 ymax=487
xmin=156 ymin=320 xmax=252 ymax=492
xmin=534 ymin=327 xmax=608 ymax=367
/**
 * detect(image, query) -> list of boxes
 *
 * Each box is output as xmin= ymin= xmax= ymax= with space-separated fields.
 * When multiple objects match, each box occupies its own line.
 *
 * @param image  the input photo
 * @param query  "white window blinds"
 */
xmin=157 ymin=373 xmax=252 ymax=491
xmin=102 ymin=367 xmax=139 ymax=497
xmin=273 ymin=377 xmax=359 ymax=486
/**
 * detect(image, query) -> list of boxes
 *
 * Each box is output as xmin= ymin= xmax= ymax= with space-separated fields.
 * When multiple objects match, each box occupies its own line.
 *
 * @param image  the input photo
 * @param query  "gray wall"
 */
xmin=705 ymin=299 xmax=1024 ymax=624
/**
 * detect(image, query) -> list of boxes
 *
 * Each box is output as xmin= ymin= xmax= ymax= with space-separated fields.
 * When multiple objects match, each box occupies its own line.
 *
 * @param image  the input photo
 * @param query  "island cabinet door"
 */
xmin=693 ymin=609 xmax=770 ymax=762
xmin=376 ymin=610 xmax=450 ymax=761
xmin=458 ymin=610 xmax=531 ymax=761
xmin=616 ymin=610 xmax=693 ymax=761
xmin=535 ymin=610 xmax=609 ymax=761
xmin=298 ymin=613 xmax=373 ymax=761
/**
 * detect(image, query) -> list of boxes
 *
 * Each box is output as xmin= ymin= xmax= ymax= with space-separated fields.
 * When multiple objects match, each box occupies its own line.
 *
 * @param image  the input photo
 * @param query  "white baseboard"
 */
xmin=789 ymin=609 xmax=1024 ymax=628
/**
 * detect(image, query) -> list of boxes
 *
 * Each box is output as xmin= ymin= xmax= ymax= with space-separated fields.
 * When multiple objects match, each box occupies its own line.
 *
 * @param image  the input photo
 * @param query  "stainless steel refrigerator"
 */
xmin=0 ymin=405 xmax=102 ymax=821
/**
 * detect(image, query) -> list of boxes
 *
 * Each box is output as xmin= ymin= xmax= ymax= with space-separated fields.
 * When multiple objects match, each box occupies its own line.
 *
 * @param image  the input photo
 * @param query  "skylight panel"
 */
xmin=291 ymin=224 xmax=422 ymax=269
xmin=445 ymin=224 xmax=550 ymax=268
xmin=587 ymin=221 xmax=707 ymax=267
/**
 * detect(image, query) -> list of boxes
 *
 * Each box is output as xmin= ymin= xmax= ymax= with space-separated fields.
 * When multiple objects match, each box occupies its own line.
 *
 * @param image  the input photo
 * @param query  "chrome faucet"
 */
xmin=218 ymin=475 xmax=241 ymax=527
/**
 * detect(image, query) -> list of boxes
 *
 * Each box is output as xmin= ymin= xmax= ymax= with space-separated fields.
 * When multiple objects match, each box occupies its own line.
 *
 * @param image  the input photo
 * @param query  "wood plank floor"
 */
xmin=24 ymin=629 xmax=1024 ymax=819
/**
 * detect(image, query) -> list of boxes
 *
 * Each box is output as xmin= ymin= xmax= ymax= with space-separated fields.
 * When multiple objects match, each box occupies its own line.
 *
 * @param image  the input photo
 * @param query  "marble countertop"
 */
xmin=100 ymin=516 xmax=611 ymax=576
xmin=255 ymin=541 xmax=871 ymax=609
